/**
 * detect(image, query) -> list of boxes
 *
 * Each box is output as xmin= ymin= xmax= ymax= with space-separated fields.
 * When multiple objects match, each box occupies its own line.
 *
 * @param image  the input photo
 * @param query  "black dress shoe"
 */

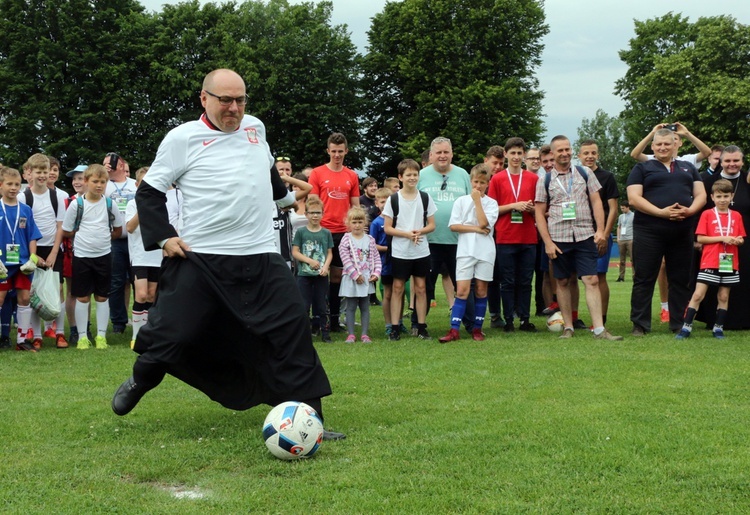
xmin=322 ymin=430 xmax=347 ymax=441
xmin=112 ymin=376 xmax=148 ymax=416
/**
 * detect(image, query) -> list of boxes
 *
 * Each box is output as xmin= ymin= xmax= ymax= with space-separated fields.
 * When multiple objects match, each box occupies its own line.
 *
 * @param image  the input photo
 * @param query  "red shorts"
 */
xmin=0 ymin=270 xmax=33 ymax=292
xmin=63 ymin=238 xmax=74 ymax=278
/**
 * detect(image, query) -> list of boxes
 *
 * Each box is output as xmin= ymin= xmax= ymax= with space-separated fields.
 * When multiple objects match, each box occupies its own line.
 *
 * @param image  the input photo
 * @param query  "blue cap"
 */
xmin=66 ymin=164 xmax=88 ymax=177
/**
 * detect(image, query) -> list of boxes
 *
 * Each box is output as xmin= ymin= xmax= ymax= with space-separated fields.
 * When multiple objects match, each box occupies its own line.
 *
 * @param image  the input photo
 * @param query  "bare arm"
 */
xmin=605 ymin=198 xmax=619 ymax=235
xmin=282 ymin=175 xmax=312 ymax=200
xmin=630 ymin=123 xmax=662 ymax=162
xmin=126 ymin=212 xmax=140 ymax=234
xmin=676 ymin=123 xmax=711 ymax=163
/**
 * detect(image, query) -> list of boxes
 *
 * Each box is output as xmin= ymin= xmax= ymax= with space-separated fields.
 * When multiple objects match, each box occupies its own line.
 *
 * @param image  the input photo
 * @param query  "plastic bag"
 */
xmin=30 ymin=269 xmax=61 ymax=322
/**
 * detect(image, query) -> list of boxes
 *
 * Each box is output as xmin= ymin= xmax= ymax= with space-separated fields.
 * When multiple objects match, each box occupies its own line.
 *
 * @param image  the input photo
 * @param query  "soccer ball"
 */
xmin=262 ymin=401 xmax=324 ymax=460
xmin=546 ymin=312 xmax=565 ymax=332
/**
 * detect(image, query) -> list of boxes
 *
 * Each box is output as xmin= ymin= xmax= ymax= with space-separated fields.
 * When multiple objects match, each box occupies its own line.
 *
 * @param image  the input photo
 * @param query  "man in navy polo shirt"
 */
xmin=626 ymin=128 xmax=706 ymax=335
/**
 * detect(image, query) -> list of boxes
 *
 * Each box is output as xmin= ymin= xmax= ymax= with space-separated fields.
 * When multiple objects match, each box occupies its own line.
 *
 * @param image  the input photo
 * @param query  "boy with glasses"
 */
xmin=292 ymin=197 xmax=334 ymax=342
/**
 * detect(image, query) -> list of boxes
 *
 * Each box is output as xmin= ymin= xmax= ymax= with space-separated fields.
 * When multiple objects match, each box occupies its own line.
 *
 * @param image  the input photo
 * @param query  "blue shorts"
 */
xmin=596 ymin=234 xmax=614 ymax=274
xmin=551 ymin=238 xmax=598 ymax=279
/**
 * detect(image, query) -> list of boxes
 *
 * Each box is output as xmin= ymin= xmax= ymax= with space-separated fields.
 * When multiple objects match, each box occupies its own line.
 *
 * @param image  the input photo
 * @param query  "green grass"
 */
xmin=2 ymin=276 xmax=750 ymax=513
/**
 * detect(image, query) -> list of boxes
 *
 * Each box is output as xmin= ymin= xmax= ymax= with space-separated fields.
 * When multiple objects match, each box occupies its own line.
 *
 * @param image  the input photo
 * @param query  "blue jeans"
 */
xmin=109 ymin=238 xmax=131 ymax=326
xmin=496 ymin=243 xmax=536 ymax=323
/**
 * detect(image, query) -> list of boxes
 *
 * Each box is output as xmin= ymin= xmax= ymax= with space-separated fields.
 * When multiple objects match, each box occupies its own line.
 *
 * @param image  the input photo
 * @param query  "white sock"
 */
xmin=56 ymin=301 xmax=65 ymax=335
xmin=31 ymin=311 xmax=41 ymax=340
xmin=75 ymin=300 xmax=90 ymax=340
xmin=661 ymin=302 xmax=669 ymax=310
xmin=96 ymin=301 xmax=109 ymax=337
xmin=132 ymin=308 xmax=148 ymax=340
xmin=17 ymin=304 xmax=32 ymax=343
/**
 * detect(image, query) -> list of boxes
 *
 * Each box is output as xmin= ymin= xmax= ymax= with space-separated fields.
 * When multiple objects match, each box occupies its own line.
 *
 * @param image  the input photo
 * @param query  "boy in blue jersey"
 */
xmin=0 ymin=167 xmax=43 ymax=351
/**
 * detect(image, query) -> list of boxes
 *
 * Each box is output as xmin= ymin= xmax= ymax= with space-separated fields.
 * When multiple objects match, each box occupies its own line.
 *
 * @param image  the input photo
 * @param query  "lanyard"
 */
xmin=111 ymin=180 xmax=127 ymax=197
xmin=506 ymin=169 xmax=523 ymax=202
xmin=554 ymin=170 xmax=574 ymax=197
xmin=714 ymin=208 xmax=730 ymax=252
xmin=1 ymin=201 xmax=20 ymax=244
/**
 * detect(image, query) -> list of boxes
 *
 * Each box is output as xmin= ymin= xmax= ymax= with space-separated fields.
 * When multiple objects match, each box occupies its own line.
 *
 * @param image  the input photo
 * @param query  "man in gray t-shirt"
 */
xmin=616 ymin=202 xmax=634 ymax=282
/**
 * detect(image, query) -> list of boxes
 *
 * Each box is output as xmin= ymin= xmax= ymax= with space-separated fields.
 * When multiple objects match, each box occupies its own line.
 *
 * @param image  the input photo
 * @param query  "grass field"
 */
xmin=2 ymin=276 xmax=750 ymax=513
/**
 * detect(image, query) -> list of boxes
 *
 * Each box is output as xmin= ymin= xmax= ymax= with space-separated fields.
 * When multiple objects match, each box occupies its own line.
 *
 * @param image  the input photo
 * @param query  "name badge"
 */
xmin=562 ymin=201 xmax=577 ymax=221
xmin=6 ymin=244 xmax=19 ymax=265
xmin=510 ymin=210 xmax=523 ymax=224
xmin=719 ymin=253 xmax=733 ymax=273
xmin=621 ymin=226 xmax=627 ymax=236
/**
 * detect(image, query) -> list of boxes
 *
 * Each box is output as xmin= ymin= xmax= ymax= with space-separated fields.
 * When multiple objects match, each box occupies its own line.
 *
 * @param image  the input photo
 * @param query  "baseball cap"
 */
xmin=66 ymin=164 xmax=88 ymax=177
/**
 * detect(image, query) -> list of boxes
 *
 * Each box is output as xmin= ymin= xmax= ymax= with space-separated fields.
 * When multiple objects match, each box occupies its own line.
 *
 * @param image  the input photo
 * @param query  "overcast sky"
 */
xmin=141 ymin=0 xmax=749 ymax=143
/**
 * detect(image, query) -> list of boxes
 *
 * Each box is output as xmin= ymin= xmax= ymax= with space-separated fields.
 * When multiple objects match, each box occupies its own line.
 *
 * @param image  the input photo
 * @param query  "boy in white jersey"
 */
xmin=62 ymin=164 xmax=123 ymax=350
xmin=125 ymin=167 xmax=163 ymax=349
xmin=439 ymin=164 xmax=499 ymax=342
xmin=383 ymin=159 xmax=436 ymax=341
xmin=19 ymin=153 xmax=66 ymax=349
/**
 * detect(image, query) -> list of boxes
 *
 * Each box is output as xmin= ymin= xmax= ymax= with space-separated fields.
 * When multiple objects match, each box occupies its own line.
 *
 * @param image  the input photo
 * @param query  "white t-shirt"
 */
xmin=19 ymin=189 xmax=65 ymax=246
xmin=143 ymin=114 xmax=276 ymax=256
xmin=125 ymin=199 xmax=163 ymax=267
xmin=448 ymin=194 xmax=499 ymax=262
xmin=165 ymin=188 xmax=183 ymax=233
xmin=382 ymin=191 xmax=437 ymax=260
xmin=105 ymin=178 xmax=138 ymax=240
xmin=62 ymin=196 xmax=123 ymax=258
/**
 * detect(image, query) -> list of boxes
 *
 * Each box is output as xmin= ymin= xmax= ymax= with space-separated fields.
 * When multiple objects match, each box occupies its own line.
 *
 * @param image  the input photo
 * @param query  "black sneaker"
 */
xmin=16 ymin=340 xmax=37 ymax=352
xmin=490 ymin=316 xmax=505 ymax=329
xmin=322 ymin=430 xmax=347 ymax=441
xmin=573 ymin=319 xmax=588 ymax=330
xmin=112 ymin=376 xmax=148 ymax=416
xmin=0 ymin=335 xmax=10 ymax=349
xmin=417 ymin=328 xmax=431 ymax=340
xmin=504 ymin=322 xmax=515 ymax=333
xmin=519 ymin=321 xmax=538 ymax=333
xmin=389 ymin=330 xmax=401 ymax=341
xmin=321 ymin=332 xmax=332 ymax=343
xmin=112 ymin=324 xmax=127 ymax=334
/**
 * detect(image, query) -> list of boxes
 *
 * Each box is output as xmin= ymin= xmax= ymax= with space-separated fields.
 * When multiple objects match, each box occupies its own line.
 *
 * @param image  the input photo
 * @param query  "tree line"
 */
xmin=1 ymin=2 xmax=747 ymax=186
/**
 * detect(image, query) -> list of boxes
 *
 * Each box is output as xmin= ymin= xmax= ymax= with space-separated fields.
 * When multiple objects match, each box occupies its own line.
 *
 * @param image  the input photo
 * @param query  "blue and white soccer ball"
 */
xmin=262 ymin=401 xmax=324 ymax=460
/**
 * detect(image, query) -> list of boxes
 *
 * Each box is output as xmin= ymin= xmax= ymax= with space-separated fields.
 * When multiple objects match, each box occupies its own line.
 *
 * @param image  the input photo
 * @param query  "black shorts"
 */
xmin=391 ymin=256 xmax=430 ymax=280
xmin=132 ymin=266 xmax=160 ymax=282
xmin=380 ymin=274 xmax=394 ymax=286
xmin=71 ymin=254 xmax=112 ymax=298
xmin=331 ymin=232 xmax=345 ymax=268
xmin=36 ymin=245 xmax=64 ymax=282
xmin=696 ymin=268 xmax=740 ymax=285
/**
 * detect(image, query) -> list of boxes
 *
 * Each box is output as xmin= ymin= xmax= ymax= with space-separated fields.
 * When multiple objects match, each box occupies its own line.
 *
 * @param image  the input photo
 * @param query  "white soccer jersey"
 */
xmin=19 ymin=189 xmax=65 ymax=246
xmin=448 ymin=194 xmax=499 ymax=262
xmin=382 ymin=191 xmax=437 ymax=260
xmin=143 ymin=114 xmax=276 ymax=255
xmin=62 ymin=196 xmax=123 ymax=258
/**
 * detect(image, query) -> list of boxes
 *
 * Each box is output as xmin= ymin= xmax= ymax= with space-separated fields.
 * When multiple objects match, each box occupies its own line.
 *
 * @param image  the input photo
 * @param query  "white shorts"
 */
xmin=455 ymin=256 xmax=494 ymax=282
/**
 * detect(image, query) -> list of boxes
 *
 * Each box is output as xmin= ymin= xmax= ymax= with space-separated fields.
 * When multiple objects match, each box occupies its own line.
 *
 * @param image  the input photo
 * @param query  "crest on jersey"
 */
xmin=245 ymin=127 xmax=259 ymax=144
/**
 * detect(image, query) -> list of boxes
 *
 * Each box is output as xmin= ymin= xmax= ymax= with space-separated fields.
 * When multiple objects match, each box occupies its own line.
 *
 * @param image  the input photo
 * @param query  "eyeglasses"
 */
xmin=276 ymin=157 xmax=290 ymax=162
xmin=441 ymin=175 xmax=449 ymax=191
xmin=204 ymin=90 xmax=248 ymax=106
